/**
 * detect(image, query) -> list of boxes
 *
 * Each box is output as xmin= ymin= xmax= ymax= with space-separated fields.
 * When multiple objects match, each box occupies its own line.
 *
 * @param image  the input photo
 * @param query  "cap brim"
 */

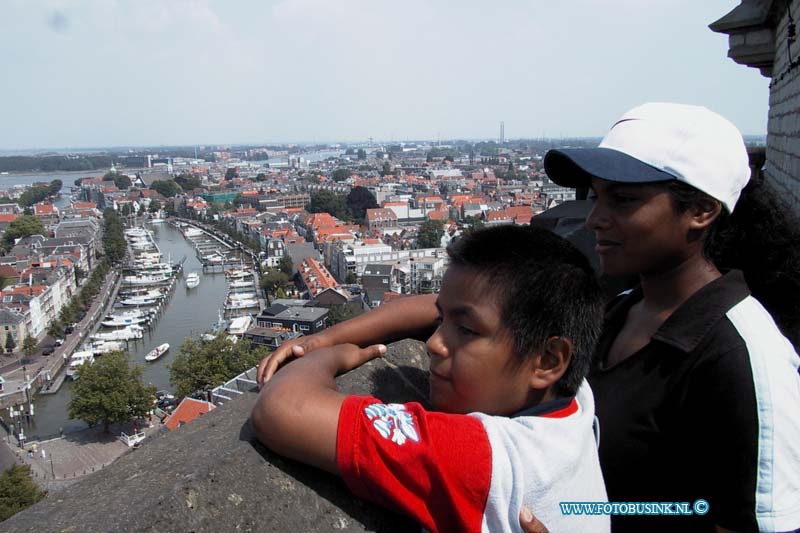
xmin=543 ymin=147 xmax=676 ymax=188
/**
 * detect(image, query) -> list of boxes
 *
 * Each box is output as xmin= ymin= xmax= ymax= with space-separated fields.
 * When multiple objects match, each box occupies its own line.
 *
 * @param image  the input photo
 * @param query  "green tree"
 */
xmin=174 ymin=173 xmax=202 ymax=191
xmin=113 ymin=174 xmax=132 ymax=190
xmin=278 ymin=255 xmax=294 ymax=277
xmin=150 ymin=180 xmax=182 ymax=198
xmin=0 ymin=464 xmax=45 ymax=522
xmin=148 ymin=199 xmax=162 ymax=213
xmin=346 ymin=186 xmax=378 ymax=223
xmin=169 ymin=336 xmax=267 ymax=398
xmin=22 ymin=336 xmax=36 ymax=357
xmin=417 ymin=219 xmax=445 ymax=248
xmin=47 ymin=320 xmax=64 ymax=340
xmin=5 ymin=332 xmax=16 ymax=353
xmin=224 ymin=167 xmax=238 ymax=181
xmin=306 ymin=190 xmax=351 ymax=220
xmin=260 ymin=268 xmax=289 ymax=295
xmin=345 ymin=272 xmax=358 ymax=284
xmin=331 ymin=168 xmax=350 ymax=182
xmin=2 ymin=215 xmax=45 ymax=251
xmin=255 ymin=173 xmax=267 ymax=182
xmin=68 ymin=351 xmax=155 ymax=433
xmin=48 ymin=179 xmax=63 ymax=195
xmin=357 ymin=149 xmax=367 ymax=160
xmin=328 ymin=304 xmax=362 ymax=325
xmin=17 ymin=185 xmax=50 ymax=207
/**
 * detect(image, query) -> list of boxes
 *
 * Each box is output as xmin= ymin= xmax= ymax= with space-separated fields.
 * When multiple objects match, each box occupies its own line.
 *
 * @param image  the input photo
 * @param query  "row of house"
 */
xmin=0 ymin=201 xmax=103 ymax=352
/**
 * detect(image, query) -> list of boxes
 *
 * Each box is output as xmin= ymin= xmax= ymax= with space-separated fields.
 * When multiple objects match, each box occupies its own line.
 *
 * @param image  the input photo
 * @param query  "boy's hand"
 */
xmin=257 ymin=333 xmax=332 ymax=386
xmin=319 ymin=343 xmax=387 ymax=375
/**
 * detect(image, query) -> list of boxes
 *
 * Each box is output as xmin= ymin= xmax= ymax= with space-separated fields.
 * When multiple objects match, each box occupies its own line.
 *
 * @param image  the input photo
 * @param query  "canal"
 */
xmin=26 ymin=222 xmax=230 ymax=438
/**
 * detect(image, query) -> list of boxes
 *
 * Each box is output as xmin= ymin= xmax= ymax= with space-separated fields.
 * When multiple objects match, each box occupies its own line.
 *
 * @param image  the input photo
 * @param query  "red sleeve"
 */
xmin=336 ymin=395 xmax=492 ymax=533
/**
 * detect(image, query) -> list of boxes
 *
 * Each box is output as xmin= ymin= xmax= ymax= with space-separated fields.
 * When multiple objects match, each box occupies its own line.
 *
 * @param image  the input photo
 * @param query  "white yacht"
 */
xmin=185 ymin=272 xmax=200 ymax=289
xmin=145 ymin=342 xmax=170 ymax=362
xmin=67 ymin=351 xmax=95 ymax=379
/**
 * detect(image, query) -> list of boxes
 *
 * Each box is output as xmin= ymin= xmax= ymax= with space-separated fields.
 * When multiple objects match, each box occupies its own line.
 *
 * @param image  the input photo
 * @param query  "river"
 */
xmin=25 ymin=222 xmax=230 ymax=439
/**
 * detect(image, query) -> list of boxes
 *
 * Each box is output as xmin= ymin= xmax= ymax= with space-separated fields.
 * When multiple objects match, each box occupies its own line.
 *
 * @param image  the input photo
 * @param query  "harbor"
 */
xmin=13 ymin=222 xmax=238 ymax=439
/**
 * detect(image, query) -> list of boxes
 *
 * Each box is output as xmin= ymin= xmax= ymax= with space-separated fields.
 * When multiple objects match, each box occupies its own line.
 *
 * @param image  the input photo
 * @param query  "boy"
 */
xmin=251 ymin=225 xmax=609 ymax=532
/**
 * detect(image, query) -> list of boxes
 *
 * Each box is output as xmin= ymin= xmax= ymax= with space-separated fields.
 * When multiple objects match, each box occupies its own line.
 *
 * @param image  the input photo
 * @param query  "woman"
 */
xmin=257 ymin=103 xmax=800 ymax=532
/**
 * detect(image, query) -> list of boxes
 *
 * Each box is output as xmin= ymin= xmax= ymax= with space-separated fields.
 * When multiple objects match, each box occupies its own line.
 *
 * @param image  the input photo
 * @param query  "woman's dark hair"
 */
xmin=446 ymin=225 xmax=604 ymax=396
xmin=666 ymin=178 xmax=800 ymax=348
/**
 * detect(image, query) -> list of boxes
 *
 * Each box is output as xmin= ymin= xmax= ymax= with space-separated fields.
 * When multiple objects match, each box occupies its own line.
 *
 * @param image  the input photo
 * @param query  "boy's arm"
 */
xmin=251 ymin=343 xmax=387 ymax=474
xmin=256 ymin=294 xmax=438 ymax=384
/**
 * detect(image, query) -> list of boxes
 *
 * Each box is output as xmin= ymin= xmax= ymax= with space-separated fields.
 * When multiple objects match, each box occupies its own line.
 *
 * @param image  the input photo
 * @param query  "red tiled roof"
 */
xmin=299 ymin=257 xmax=339 ymax=296
xmin=0 ymin=213 xmax=18 ymax=223
xmin=33 ymin=203 xmax=56 ymax=215
xmin=165 ymin=398 xmax=216 ymax=431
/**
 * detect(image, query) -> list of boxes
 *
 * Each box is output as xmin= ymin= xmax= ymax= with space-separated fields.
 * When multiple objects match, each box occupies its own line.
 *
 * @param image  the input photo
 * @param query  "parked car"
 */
xmin=64 ymin=326 xmax=74 ymax=335
xmin=54 ymin=338 xmax=65 ymax=346
xmin=42 ymin=345 xmax=55 ymax=356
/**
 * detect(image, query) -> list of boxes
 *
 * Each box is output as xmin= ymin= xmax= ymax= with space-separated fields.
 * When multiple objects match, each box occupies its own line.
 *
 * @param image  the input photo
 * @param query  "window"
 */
xmin=299 ymin=325 xmax=309 ymax=331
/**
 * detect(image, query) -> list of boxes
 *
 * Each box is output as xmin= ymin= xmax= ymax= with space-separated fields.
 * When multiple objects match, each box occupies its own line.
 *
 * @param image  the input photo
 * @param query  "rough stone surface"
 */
xmin=2 ymin=340 xmax=429 ymax=532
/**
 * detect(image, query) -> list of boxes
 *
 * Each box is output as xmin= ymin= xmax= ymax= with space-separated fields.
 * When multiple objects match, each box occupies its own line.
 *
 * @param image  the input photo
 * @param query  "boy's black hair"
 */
xmin=446 ymin=224 xmax=604 ymax=396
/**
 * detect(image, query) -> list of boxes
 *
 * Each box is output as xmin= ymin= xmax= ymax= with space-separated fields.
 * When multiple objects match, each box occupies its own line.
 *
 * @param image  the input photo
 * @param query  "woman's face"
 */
xmin=586 ymin=178 xmax=698 ymax=277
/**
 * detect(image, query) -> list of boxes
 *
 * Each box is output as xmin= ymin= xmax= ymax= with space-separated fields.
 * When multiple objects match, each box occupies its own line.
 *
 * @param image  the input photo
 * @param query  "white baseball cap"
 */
xmin=544 ymin=102 xmax=751 ymax=212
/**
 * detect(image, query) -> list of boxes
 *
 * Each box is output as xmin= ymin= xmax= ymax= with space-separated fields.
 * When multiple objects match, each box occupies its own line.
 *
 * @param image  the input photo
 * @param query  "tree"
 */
xmin=278 ymin=255 xmax=294 ymax=277
xmin=260 ymin=268 xmax=289 ymax=296
xmin=148 ymin=199 xmax=162 ymax=213
xmin=47 ymin=320 xmax=64 ymax=340
xmin=417 ymin=219 xmax=445 ymax=248
xmin=224 ymin=168 xmax=238 ymax=181
xmin=5 ymin=332 xmax=15 ymax=353
xmin=346 ymin=186 xmax=378 ymax=223
xmin=331 ymin=168 xmax=350 ymax=182
xmin=150 ymin=180 xmax=182 ymax=198
xmin=306 ymin=190 xmax=351 ymax=220
xmin=174 ymin=173 xmax=202 ymax=191
xmin=22 ymin=336 xmax=36 ymax=358
xmin=17 ymin=185 xmax=50 ymax=207
xmin=68 ymin=351 xmax=155 ymax=433
xmin=2 ymin=215 xmax=45 ymax=251
xmin=169 ymin=336 xmax=268 ymax=398
xmin=48 ymin=179 xmax=63 ymax=195
xmin=357 ymin=149 xmax=367 ymax=160
xmin=255 ymin=173 xmax=267 ymax=182
xmin=0 ymin=464 xmax=45 ymax=522
xmin=113 ymin=174 xmax=132 ymax=190
xmin=345 ymin=272 xmax=358 ymax=284
xmin=328 ymin=304 xmax=362 ymax=325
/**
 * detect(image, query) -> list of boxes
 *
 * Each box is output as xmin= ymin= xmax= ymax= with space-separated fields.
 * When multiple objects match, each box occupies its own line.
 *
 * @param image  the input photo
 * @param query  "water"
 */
xmin=0 ymin=171 xmax=104 ymax=210
xmin=26 ymin=222 xmax=230 ymax=438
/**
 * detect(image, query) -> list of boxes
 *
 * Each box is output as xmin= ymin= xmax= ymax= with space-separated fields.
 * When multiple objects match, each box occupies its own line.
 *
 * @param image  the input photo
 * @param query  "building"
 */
xmin=711 ymin=0 xmax=800 ymax=213
xmin=165 ymin=398 xmax=216 ymax=431
xmin=255 ymin=303 xmax=329 ymax=334
xmin=366 ymin=208 xmax=398 ymax=230
xmin=242 ymin=326 xmax=297 ymax=350
xmin=298 ymin=258 xmax=339 ymax=297
xmin=0 ymin=308 xmax=27 ymax=353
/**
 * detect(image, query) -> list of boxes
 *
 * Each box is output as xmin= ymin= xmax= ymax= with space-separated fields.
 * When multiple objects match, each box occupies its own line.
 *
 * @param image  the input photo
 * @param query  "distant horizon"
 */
xmin=0 ymin=133 xmax=768 ymax=157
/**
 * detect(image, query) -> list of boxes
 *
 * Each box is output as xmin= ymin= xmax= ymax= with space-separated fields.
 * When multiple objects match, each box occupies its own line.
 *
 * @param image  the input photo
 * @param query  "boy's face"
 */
xmin=426 ymin=265 xmax=536 ymax=416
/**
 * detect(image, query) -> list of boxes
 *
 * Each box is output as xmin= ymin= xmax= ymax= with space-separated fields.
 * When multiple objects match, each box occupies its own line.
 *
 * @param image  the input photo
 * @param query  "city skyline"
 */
xmin=2 ymin=1 xmax=769 ymax=150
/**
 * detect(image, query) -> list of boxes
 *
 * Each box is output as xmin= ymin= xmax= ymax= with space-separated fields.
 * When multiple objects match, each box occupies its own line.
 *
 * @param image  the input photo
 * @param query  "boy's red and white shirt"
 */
xmin=336 ymin=380 xmax=609 ymax=533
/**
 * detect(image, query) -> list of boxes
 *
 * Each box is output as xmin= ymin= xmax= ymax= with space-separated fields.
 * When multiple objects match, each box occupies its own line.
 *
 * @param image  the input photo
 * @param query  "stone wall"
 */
xmin=765 ymin=0 xmax=800 ymax=211
xmin=711 ymin=0 xmax=800 ymax=213
xmin=2 ymin=339 xmax=430 ymax=532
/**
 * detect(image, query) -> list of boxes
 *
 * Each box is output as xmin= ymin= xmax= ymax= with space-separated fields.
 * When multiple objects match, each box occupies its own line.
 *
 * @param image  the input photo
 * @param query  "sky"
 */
xmin=1 ymin=0 xmax=770 ymax=150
